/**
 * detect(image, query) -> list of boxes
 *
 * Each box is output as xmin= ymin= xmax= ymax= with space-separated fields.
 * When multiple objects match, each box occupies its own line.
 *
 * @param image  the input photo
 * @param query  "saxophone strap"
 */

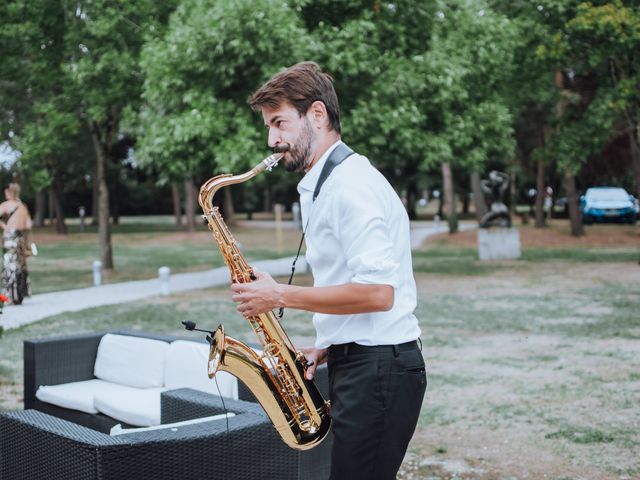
xmin=312 ymin=142 xmax=354 ymax=202
xmin=279 ymin=142 xmax=355 ymax=319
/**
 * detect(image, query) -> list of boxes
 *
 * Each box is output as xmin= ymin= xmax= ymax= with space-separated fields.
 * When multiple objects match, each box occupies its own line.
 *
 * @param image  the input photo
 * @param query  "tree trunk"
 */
xmin=441 ymin=162 xmax=452 ymax=218
xmin=48 ymin=187 xmax=54 ymax=225
xmin=110 ymin=163 xmax=121 ymax=225
xmin=406 ymin=178 xmax=417 ymax=220
xmin=535 ymin=157 xmax=546 ymax=228
xmin=52 ymin=169 xmax=68 ymax=234
xmin=448 ymin=193 xmax=459 ymax=233
xmin=34 ymin=190 xmax=46 ymax=227
xmin=534 ymin=125 xmax=547 ymax=228
xmin=564 ymin=170 xmax=583 ymax=237
xmin=172 ymin=184 xmax=183 ymax=230
xmin=509 ymin=171 xmax=517 ymax=221
xmin=91 ymin=168 xmax=98 ymax=226
xmin=441 ymin=162 xmax=458 ymax=233
xmin=111 ymin=195 xmax=120 ymax=225
xmin=90 ymin=122 xmax=114 ymax=269
xmin=223 ymin=186 xmax=236 ymax=227
xmin=630 ymin=126 xmax=640 ymax=199
xmin=470 ymin=171 xmax=487 ymax=223
xmin=184 ymin=178 xmax=197 ymax=233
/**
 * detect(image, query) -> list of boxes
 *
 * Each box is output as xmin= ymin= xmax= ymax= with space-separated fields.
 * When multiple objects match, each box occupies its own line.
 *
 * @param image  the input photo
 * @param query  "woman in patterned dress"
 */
xmin=0 ymin=183 xmax=33 ymax=304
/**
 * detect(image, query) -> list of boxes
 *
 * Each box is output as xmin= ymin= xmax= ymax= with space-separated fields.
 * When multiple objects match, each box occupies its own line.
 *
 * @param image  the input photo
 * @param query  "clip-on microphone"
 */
xmin=182 ymin=320 xmax=216 ymax=344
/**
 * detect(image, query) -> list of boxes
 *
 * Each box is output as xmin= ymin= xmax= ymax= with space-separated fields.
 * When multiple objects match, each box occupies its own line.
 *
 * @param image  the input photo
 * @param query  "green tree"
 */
xmin=0 ymin=0 xmax=81 ymax=233
xmin=532 ymin=0 xmax=640 ymax=235
xmin=64 ymin=0 xmax=177 ymax=268
xmin=494 ymin=0 xmax=583 ymax=229
xmin=349 ymin=2 xmax=517 ymax=232
xmin=136 ymin=0 xmax=312 ymax=228
xmin=303 ymin=1 xmax=436 ymax=219
xmin=555 ymin=1 xmax=640 ymax=198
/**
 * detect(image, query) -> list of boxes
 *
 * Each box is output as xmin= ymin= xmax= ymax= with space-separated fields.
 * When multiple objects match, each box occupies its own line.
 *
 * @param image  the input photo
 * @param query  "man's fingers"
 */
xmin=231 ymin=293 xmax=245 ymax=302
xmin=305 ymin=363 xmax=317 ymax=380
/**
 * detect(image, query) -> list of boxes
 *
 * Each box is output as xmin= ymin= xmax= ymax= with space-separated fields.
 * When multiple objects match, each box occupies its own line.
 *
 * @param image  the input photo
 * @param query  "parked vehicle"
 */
xmin=580 ymin=187 xmax=638 ymax=224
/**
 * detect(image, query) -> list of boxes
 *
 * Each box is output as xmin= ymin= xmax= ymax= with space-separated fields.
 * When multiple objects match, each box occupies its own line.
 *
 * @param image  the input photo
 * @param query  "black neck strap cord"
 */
xmin=278 ymin=143 xmax=355 ymax=319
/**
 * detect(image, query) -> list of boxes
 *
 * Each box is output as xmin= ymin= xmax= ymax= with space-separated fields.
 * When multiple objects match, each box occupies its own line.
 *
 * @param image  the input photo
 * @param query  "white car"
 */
xmin=580 ymin=187 xmax=638 ymax=224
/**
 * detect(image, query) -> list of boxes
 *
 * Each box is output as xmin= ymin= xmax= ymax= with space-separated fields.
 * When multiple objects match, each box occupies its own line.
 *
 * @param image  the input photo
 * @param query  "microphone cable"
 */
xmin=213 ymin=375 xmax=230 ymax=438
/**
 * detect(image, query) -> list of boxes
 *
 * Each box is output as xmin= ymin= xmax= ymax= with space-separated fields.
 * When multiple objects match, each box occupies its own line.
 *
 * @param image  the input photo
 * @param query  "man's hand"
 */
xmin=231 ymin=269 xmax=283 ymax=317
xmin=300 ymin=347 xmax=328 ymax=380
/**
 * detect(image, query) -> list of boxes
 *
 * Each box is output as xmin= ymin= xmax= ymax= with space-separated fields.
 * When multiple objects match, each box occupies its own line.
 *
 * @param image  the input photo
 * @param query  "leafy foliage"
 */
xmin=135 ymin=0 xmax=312 ymax=184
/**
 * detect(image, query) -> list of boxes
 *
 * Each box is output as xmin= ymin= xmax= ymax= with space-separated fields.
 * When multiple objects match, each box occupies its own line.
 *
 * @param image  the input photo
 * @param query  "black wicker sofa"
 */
xmin=0 ymin=331 xmax=332 ymax=480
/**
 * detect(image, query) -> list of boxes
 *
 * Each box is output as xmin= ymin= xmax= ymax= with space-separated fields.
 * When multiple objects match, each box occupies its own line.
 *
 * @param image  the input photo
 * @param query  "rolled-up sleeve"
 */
xmin=330 ymin=179 xmax=400 ymax=288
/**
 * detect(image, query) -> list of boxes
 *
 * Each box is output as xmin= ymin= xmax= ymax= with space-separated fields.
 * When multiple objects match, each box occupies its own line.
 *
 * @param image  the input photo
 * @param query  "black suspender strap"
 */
xmin=278 ymin=143 xmax=355 ymax=319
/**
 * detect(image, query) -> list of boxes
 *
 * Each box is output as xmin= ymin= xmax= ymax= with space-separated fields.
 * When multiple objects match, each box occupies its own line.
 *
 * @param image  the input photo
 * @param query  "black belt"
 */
xmin=328 ymin=340 xmax=420 ymax=357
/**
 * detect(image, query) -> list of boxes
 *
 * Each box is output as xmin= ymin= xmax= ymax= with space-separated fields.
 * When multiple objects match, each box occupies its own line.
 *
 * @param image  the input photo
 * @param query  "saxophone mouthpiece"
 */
xmin=274 ymin=143 xmax=290 ymax=153
xmin=260 ymin=144 xmax=290 ymax=172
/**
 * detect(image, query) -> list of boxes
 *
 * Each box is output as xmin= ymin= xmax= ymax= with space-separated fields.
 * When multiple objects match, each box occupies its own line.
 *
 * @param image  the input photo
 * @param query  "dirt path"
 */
xmin=424 ymin=221 xmax=639 ymax=249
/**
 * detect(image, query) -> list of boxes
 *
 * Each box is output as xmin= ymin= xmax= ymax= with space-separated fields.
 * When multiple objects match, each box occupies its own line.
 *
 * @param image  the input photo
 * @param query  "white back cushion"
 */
xmin=94 ymin=334 xmax=169 ymax=388
xmin=164 ymin=340 xmax=238 ymax=399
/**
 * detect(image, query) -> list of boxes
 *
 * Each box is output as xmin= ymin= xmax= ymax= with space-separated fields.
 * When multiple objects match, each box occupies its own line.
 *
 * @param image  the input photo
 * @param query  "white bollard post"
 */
xmin=79 ymin=206 xmax=86 ymax=232
xmin=93 ymin=260 xmax=102 ymax=286
xmin=292 ymin=202 xmax=302 ymax=231
xmin=434 ymin=214 xmax=441 ymax=230
xmin=158 ymin=266 xmax=171 ymax=296
xmin=274 ymin=203 xmax=284 ymax=253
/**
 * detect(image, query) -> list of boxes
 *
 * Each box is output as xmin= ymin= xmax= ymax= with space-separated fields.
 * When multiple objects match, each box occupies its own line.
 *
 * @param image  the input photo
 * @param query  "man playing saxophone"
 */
xmin=231 ymin=61 xmax=426 ymax=480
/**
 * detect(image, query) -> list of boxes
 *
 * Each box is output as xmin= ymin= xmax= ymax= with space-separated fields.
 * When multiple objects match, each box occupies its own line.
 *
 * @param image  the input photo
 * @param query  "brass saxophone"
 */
xmin=199 ymin=146 xmax=331 ymax=450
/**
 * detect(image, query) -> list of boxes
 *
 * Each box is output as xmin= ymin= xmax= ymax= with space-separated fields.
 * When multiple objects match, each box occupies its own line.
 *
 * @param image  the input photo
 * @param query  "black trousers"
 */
xmin=327 ymin=341 xmax=427 ymax=480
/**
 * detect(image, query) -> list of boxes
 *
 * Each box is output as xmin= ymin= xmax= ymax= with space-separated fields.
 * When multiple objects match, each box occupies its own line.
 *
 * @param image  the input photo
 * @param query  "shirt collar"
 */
xmin=297 ymin=140 xmax=343 ymax=194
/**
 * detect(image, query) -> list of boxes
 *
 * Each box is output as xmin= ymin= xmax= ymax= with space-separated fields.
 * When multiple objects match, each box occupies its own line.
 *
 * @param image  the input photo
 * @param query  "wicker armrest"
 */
xmin=161 ymin=388 xmax=264 ymax=424
xmin=23 ymin=332 xmax=106 ymax=409
xmin=161 ymin=385 xmax=332 ymax=480
xmin=0 ymin=409 xmax=119 ymax=480
xmin=0 ymin=408 xmax=304 ymax=480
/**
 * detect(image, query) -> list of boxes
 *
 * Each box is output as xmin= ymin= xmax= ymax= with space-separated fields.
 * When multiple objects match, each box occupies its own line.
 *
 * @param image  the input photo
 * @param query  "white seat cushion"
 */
xmin=94 ymin=385 xmax=167 ymax=426
xmin=164 ymin=340 xmax=238 ymax=400
xmin=35 ymin=379 xmax=128 ymax=414
xmin=109 ymin=412 xmax=235 ymax=435
xmin=94 ymin=334 xmax=169 ymax=388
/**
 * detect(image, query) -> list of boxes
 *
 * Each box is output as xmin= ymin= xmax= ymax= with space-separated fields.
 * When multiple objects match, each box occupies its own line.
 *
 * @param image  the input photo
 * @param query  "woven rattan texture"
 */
xmin=0 ymin=407 xmax=312 ymax=479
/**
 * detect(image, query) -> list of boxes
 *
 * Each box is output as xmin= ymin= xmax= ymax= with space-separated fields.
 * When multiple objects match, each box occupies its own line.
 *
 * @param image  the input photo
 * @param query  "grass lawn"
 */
xmin=29 ymin=220 xmax=306 ymax=293
xmin=1 ymin=219 xmax=638 ymax=479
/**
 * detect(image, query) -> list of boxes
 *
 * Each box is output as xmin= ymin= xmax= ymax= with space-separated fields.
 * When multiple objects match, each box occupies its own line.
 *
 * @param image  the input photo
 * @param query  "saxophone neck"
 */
xmin=198 ymin=152 xmax=285 ymax=211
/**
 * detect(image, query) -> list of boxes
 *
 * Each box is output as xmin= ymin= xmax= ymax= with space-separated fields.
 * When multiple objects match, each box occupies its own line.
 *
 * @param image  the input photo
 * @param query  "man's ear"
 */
xmin=308 ymin=100 xmax=329 ymax=130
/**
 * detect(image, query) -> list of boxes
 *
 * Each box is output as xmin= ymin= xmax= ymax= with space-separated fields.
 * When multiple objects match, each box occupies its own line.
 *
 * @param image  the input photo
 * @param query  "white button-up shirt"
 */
xmin=297 ymin=141 xmax=421 ymax=349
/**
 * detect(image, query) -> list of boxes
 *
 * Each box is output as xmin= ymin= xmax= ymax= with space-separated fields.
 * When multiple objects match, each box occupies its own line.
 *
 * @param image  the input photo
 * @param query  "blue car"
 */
xmin=580 ymin=187 xmax=638 ymax=224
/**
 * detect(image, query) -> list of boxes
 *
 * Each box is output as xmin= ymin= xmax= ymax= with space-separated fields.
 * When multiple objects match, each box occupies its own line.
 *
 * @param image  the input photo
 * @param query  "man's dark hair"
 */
xmin=248 ymin=61 xmax=341 ymax=134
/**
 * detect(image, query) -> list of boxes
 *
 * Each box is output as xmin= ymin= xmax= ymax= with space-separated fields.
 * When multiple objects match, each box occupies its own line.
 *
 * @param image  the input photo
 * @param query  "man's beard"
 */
xmin=284 ymin=119 xmax=314 ymax=173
